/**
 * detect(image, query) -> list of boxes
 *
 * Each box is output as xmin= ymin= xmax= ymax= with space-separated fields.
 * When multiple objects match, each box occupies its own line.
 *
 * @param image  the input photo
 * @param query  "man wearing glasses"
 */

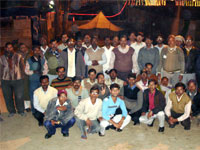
xmin=75 ymin=85 xmax=103 ymax=139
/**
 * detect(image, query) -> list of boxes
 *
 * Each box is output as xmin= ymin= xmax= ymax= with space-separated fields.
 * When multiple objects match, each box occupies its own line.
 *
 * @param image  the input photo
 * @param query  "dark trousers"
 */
xmin=33 ymin=110 xmax=44 ymax=125
xmin=1 ymin=79 xmax=25 ymax=114
xmin=129 ymin=109 xmax=142 ymax=123
xmin=166 ymin=110 xmax=191 ymax=129
xmin=44 ymin=117 xmax=76 ymax=135
xmin=29 ymin=80 xmax=40 ymax=114
xmin=117 ymin=71 xmax=132 ymax=82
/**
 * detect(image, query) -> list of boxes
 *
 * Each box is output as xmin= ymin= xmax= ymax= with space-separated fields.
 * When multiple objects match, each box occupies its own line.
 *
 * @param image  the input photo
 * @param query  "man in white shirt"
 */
xmin=58 ymin=33 xmax=68 ymax=51
xmin=102 ymin=36 xmax=114 ymax=79
xmin=39 ymin=36 xmax=49 ymax=55
xmin=82 ymin=34 xmax=92 ymax=49
xmin=59 ymin=38 xmax=85 ymax=78
xmin=165 ymin=82 xmax=191 ymax=130
xmin=33 ymin=75 xmax=58 ymax=126
xmin=84 ymin=37 xmax=107 ymax=74
xmin=75 ymin=85 xmax=103 ymax=139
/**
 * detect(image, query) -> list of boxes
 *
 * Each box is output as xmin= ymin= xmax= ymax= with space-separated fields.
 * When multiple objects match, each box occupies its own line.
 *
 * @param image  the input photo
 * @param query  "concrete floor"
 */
xmin=0 ymin=112 xmax=200 ymax=150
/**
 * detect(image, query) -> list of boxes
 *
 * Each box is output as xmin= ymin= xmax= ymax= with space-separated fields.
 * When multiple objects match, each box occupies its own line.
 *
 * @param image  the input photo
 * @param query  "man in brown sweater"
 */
xmin=157 ymin=35 xmax=185 ymax=87
xmin=109 ymin=35 xmax=138 ymax=81
xmin=165 ymin=82 xmax=191 ymax=130
xmin=84 ymin=37 xmax=107 ymax=74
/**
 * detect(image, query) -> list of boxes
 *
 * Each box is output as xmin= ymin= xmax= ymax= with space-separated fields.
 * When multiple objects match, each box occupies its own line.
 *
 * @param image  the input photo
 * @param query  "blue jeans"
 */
xmin=29 ymin=80 xmax=40 ymax=114
xmin=44 ymin=117 xmax=76 ymax=135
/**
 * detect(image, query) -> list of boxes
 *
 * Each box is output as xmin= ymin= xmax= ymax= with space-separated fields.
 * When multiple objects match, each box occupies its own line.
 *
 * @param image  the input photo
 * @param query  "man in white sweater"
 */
xmin=33 ymin=75 xmax=58 ymax=126
xmin=75 ymin=85 xmax=103 ymax=139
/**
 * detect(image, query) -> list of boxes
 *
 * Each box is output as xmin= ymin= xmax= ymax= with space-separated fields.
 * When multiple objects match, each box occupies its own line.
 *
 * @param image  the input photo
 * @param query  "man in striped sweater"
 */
xmin=51 ymin=66 xmax=72 ymax=90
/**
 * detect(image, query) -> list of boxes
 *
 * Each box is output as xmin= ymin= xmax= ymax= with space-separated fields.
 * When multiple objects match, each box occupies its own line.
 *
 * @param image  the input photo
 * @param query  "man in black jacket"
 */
xmin=187 ymin=80 xmax=200 ymax=118
xmin=139 ymin=79 xmax=166 ymax=132
xmin=182 ymin=35 xmax=200 ymax=85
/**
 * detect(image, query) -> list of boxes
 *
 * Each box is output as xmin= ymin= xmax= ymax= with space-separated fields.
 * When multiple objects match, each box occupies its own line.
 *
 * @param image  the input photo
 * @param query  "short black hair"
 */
xmin=145 ymin=35 xmax=152 ymax=41
xmin=145 ymin=63 xmax=153 ymax=68
xmin=96 ymin=73 xmax=104 ymax=79
xmin=72 ymin=76 xmax=82 ymax=82
xmin=120 ymin=35 xmax=127 ymax=40
xmin=109 ymin=69 xmax=117 ymax=74
xmin=110 ymin=83 xmax=120 ymax=90
xmin=5 ymin=42 xmax=13 ymax=48
xmin=50 ymin=39 xmax=57 ymax=43
xmin=127 ymin=73 xmax=136 ymax=79
xmin=175 ymin=82 xmax=186 ymax=90
xmin=187 ymin=79 xmax=197 ymax=87
xmin=40 ymin=75 xmax=49 ymax=83
xmin=185 ymin=35 xmax=193 ymax=41
xmin=161 ymin=76 xmax=169 ymax=81
xmin=32 ymin=45 xmax=40 ymax=51
xmin=148 ymin=79 xmax=157 ymax=85
xmin=90 ymin=85 xmax=100 ymax=94
xmin=104 ymin=36 xmax=111 ymax=40
xmin=88 ymin=68 xmax=96 ymax=75
xmin=56 ymin=66 xmax=65 ymax=72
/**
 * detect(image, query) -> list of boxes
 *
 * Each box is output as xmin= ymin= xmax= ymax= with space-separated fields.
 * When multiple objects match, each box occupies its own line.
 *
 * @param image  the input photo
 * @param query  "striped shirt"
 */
xmin=51 ymin=76 xmax=72 ymax=90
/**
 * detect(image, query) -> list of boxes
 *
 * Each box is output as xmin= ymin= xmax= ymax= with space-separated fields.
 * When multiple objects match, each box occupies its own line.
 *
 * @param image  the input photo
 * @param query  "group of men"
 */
xmin=0 ymin=32 xmax=200 ymax=139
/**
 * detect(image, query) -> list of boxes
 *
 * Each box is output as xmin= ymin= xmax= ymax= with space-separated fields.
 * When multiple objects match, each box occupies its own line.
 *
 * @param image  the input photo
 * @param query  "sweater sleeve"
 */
xmin=74 ymin=100 xmax=88 ymax=121
xmin=179 ymin=49 xmax=185 ymax=74
xmin=102 ymin=99 xmax=110 ymax=120
xmin=119 ymin=100 xmax=128 ymax=118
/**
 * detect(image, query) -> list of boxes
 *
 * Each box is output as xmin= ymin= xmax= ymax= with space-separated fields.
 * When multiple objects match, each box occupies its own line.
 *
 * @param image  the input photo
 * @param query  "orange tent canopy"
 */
xmin=78 ymin=11 xmax=123 ymax=31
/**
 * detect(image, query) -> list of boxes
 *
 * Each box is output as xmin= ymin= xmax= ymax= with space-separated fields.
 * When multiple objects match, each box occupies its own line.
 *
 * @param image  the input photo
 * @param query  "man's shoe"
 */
xmin=116 ymin=129 xmax=123 ymax=132
xmin=19 ymin=112 xmax=26 ymax=117
xmin=98 ymin=132 xmax=104 ymax=137
xmin=147 ymin=119 xmax=155 ymax=127
xmin=133 ymin=121 xmax=140 ymax=126
xmin=45 ymin=133 xmax=52 ymax=139
xmin=38 ymin=122 xmax=43 ymax=126
xmin=63 ymin=133 xmax=69 ymax=137
xmin=158 ymin=127 xmax=165 ymax=132
xmin=25 ymin=108 xmax=31 ymax=112
xmin=8 ymin=113 xmax=15 ymax=117
xmin=184 ymin=127 xmax=190 ymax=130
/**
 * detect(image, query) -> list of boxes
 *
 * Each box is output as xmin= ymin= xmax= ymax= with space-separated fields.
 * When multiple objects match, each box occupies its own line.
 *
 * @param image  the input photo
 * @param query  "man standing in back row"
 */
xmin=158 ymin=35 xmax=185 ymax=87
xmin=109 ymin=35 xmax=138 ymax=81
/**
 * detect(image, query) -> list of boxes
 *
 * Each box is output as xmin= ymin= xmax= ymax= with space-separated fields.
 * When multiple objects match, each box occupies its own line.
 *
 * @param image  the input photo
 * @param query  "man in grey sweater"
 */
xmin=138 ymin=36 xmax=160 ymax=74
xmin=157 ymin=35 xmax=185 ymax=87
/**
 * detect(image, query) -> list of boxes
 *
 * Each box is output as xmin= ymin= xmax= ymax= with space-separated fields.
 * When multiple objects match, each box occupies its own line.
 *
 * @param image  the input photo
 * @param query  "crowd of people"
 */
xmin=0 ymin=32 xmax=200 ymax=139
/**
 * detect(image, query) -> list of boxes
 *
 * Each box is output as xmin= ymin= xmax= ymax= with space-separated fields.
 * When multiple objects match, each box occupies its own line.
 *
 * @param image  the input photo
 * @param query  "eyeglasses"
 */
xmin=91 ymin=92 xmax=99 ymax=95
xmin=186 ymin=40 xmax=192 ymax=42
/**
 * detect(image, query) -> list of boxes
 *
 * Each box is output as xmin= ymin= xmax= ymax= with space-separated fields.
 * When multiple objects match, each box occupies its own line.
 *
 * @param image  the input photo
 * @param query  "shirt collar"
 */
xmin=176 ymin=93 xmax=184 ymax=102
xmin=56 ymin=98 xmax=68 ymax=107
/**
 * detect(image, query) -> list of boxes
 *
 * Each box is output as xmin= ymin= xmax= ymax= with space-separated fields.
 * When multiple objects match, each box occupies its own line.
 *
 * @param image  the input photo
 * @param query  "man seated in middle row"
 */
xmin=66 ymin=77 xmax=89 ymax=109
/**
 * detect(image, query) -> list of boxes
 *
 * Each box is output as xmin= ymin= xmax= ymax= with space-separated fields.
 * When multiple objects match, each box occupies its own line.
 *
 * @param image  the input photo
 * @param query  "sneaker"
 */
xmin=116 ymin=129 xmax=123 ymax=132
xmin=81 ymin=135 xmax=87 ymax=139
xmin=98 ymin=132 xmax=104 ymax=137
xmin=147 ymin=119 xmax=155 ymax=127
xmin=63 ymin=133 xmax=69 ymax=137
xmin=19 ymin=112 xmax=26 ymax=117
xmin=158 ymin=127 xmax=165 ymax=132
xmin=45 ymin=133 xmax=52 ymax=139
xmin=25 ymin=108 xmax=31 ymax=112
xmin=8 ymin=113 xmax=15 ymax=117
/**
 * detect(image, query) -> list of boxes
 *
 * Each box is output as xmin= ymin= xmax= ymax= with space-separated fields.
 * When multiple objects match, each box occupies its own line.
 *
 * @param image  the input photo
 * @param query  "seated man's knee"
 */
xmin=44 ymin=120 xmax=52 ymax=127
xmin=157 ymin=111 xmax=165 ymax=117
